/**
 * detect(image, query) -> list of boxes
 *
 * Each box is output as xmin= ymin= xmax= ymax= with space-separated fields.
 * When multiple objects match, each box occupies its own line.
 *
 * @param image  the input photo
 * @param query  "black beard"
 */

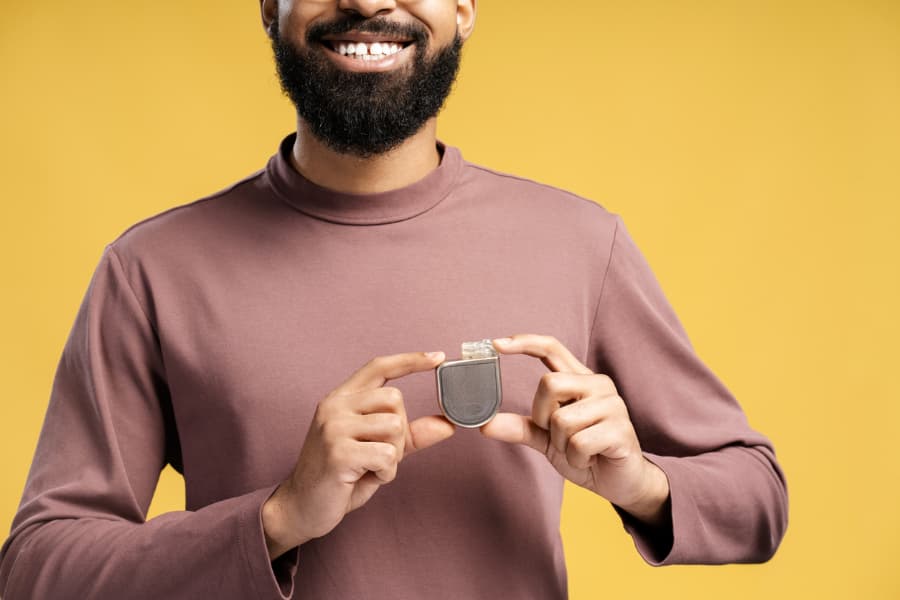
xmin=270 ymin=16 xmax=463 ymax=158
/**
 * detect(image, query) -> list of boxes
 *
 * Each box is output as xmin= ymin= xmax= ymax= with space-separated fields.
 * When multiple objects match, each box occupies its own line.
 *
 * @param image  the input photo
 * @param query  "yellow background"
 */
xmin=2 ymin=1 xmax=898 ymax=598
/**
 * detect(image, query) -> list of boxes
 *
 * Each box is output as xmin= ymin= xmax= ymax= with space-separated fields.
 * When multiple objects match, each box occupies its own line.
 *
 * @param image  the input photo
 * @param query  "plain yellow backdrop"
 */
xmin=2 ymin=1 xmax=898 ymax=598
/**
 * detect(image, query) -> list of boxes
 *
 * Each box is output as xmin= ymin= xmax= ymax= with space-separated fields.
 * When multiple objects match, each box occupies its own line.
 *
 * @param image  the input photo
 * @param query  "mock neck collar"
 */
xmin=265 ymin=132 xmax=463 ymax=225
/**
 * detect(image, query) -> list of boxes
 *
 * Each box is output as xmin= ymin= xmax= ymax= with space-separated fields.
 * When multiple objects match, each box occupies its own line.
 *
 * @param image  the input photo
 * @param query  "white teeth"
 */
xmin=334 ymin=41 xmax=407 ymax=58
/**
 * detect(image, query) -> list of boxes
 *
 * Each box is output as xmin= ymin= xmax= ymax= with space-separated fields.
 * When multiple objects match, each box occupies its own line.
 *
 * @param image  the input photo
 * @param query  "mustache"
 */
xmin=306 ymin=15 xmax=430 ymax=46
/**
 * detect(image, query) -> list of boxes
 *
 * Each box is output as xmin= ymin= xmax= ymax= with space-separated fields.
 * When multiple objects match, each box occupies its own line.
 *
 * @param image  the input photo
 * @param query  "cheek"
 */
xmin=283 ymin=2 xmax=339 ymax=43
xmin=406 ymin=1 xmax=460 ymax=47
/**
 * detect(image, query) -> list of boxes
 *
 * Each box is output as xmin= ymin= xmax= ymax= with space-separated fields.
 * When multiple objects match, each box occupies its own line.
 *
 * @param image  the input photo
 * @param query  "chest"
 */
xmin=153 ymin=227 xmax=596 ymax=506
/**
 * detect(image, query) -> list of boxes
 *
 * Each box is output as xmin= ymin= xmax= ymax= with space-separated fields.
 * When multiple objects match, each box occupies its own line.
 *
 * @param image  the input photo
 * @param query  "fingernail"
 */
xmin=493 ymin=337 xmax=512 ymax=346
xmin=425 ymin=351 xmax=445 ymax=361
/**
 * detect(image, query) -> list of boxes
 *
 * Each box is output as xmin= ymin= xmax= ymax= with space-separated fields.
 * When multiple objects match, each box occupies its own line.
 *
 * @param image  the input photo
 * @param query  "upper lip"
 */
xmin=319 ymin=31 xmax=414 ymax=44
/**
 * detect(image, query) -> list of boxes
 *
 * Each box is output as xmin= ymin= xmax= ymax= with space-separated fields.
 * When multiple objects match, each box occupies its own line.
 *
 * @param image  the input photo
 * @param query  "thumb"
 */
xmin=406 ymin=415 xmax=456 ymax=456
xmin=479 ymin=412 xmax=549 ymax=454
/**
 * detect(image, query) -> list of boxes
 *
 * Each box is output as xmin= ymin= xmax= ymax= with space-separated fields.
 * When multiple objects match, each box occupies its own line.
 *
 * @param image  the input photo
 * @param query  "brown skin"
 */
xmin=258 ymin=1 xmax=670 ymax=561
xmin=262 ymin=351 xmax=454 ymax=559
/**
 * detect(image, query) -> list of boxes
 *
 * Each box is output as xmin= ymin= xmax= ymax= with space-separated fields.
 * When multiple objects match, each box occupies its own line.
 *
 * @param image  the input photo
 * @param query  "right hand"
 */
xmin=262 ymin=351 xmax=454 ymax=559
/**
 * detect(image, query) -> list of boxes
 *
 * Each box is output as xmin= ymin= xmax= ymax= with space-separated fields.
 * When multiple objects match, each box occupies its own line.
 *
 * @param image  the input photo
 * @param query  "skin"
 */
xmin=262 ymin=350 xmax=455 ymax=559
xmin=258 ymin=0 xmax=671 ymax=561
xmin=482 ymin=335 xmax=672 ymax=529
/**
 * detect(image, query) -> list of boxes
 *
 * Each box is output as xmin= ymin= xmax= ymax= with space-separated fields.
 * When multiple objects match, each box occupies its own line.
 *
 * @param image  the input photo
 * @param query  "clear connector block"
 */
xmin=460 ymin=339 xmax=498 ymax=360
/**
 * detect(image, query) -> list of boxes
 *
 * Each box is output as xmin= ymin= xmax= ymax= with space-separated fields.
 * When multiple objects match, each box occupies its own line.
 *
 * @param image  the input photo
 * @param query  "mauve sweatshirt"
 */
xmin=0 ymin=134 xmax=788 ymax=599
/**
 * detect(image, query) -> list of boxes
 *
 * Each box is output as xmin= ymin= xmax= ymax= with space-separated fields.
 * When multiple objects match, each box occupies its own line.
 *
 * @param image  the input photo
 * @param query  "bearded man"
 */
xmin=0 ymin=1 xmax=788 ymax=598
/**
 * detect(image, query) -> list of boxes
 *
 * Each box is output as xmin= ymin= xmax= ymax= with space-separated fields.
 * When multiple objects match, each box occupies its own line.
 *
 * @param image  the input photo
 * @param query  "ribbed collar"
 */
xmin=264 ymin=132 xmax=463 ymax=225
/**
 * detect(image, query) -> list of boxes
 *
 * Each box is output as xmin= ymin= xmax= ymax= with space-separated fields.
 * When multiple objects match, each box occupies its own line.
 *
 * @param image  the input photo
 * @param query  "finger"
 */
xmin=531 ymin=372 xmax=601 ymax=430
xmin=349 ymin=471 xmax=383 ymax=512
xmin=353 ymin=441 xmax=400 ymax=483
xmin=479 ymin=412 xmax=549 ymax=454
xmin=492 ymin=334 xmax=592 ymax=375
xmin=351 ymin=386 xmax=407 ymax=416
xmin=352 ymin=387 xmax=410 ymax=457
xmin=405 ymin=415 xmax=455 ymax=456
xmin=339 ymin=351 xmax=446 ymax=394
xmin=565 ymin=424 xmax=631 ymax=470
xmin=350 ymin=413 xmax=407 ymax=458
xmin=548 ymin=394 xmax=617 ymax=454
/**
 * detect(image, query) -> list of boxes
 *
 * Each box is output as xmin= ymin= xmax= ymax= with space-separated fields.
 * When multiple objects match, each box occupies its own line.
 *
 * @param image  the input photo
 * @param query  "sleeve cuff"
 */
xmin=237 ymin=485 xmax=300 ymax=599
xmin=615 ymin=453 xmax=695 ymax=566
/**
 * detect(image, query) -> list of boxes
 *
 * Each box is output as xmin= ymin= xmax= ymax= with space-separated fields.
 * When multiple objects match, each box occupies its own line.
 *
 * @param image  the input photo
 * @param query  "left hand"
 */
xmin=480 ymin=334 xmax=670 ymax=525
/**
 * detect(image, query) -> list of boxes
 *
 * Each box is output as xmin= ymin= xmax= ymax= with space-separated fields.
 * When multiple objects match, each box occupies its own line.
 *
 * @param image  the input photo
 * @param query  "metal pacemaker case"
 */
xmin=436 ymin=339 xmax=502 ymax=428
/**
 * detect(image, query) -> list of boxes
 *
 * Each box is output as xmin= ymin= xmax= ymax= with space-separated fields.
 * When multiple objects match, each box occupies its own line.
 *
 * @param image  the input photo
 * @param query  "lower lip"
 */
xmin=320 ymin=42 xmax=415 ymax=73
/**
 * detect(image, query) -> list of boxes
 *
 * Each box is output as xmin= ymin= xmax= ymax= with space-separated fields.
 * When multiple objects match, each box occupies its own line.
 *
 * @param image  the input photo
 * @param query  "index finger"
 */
xmin=338 ymin=351 xmax=446 ymax=394
xmin=492 ymin=334 xmax=593 ymax=375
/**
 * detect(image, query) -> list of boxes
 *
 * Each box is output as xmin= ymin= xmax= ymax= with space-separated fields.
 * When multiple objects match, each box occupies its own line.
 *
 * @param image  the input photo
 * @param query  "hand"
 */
xmin=480 ymin=334 xmax=670 ymax=526
xmin=263 ymin=351 xmax=454 ymax=559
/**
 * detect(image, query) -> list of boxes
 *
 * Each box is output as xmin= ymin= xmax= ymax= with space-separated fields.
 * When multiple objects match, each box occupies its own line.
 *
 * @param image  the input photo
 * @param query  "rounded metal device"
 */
xmin=436 ymin=340 xmax=502 ymax=428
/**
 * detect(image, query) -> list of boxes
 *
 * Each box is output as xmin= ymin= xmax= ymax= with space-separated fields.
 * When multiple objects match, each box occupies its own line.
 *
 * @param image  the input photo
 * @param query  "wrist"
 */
xmin=619 ymin=460 xmax=671 ymax=527
xmin=262 ymin=483 xmax=308 ymax=560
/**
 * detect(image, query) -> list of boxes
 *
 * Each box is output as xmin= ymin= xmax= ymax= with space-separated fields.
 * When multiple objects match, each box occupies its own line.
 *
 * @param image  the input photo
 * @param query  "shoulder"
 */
xmin=458 ymin=157 xmax=621 ymax=241
xmin=106 ymin=167 xmax=267 ymax=263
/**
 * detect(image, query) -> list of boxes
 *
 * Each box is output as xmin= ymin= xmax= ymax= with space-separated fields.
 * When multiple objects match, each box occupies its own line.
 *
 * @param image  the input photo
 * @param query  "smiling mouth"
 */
xmin=322 ymin=40 xmax=414 ymax=61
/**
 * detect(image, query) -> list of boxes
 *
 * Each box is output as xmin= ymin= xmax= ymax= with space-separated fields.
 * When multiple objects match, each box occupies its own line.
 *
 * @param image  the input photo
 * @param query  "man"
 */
xmin=0 ymin=0 xmax=788 ymax=598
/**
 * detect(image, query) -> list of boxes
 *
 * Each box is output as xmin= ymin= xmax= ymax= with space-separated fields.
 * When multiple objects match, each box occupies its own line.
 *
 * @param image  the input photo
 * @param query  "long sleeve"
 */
xmin=0 ymin=246 xmax=299 ymax=599
xmin=587 ymin=215 xmax=789 ymax=565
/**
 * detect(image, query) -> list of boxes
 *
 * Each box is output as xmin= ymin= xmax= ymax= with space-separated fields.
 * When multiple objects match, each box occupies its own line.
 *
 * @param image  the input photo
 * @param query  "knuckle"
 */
xmin=381 ymin=464 xmax=398 ymax=483
xmin=316 ymin=394 xmax=339 ymax=415
xmin=611 ymin=396 xmax=629 ymax=417
xmin=615 ymin=421 xmax=635 ymax=444
xmin=390 ymin=415 xmax=405 ymax=436
xmin=382 ymin=443 xmax=398 ymax=463
xmin=549 ymin=409 xmax=571 ymax=432
xmin=568 ymin=431 xmax=588 ymax=453
xmin=368 ymin=356 xmax=388 ymax=371
xmin=386 ymin=414 xmax=404 ymax=436
xmin=539 ymin=372 xmax=558 ymax=392
xmin=382 ymin=386 xmax=403 ymax=406
xmin=542 ymin=334 xmax=561 ymax=351
xmin=595 ymin=373 xmax=616 ymax=393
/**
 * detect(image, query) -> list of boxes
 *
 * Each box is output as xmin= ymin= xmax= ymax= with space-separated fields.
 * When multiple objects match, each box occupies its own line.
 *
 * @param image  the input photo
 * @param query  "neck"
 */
xmin=290 ymin=118 xmax=441 ymax=195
